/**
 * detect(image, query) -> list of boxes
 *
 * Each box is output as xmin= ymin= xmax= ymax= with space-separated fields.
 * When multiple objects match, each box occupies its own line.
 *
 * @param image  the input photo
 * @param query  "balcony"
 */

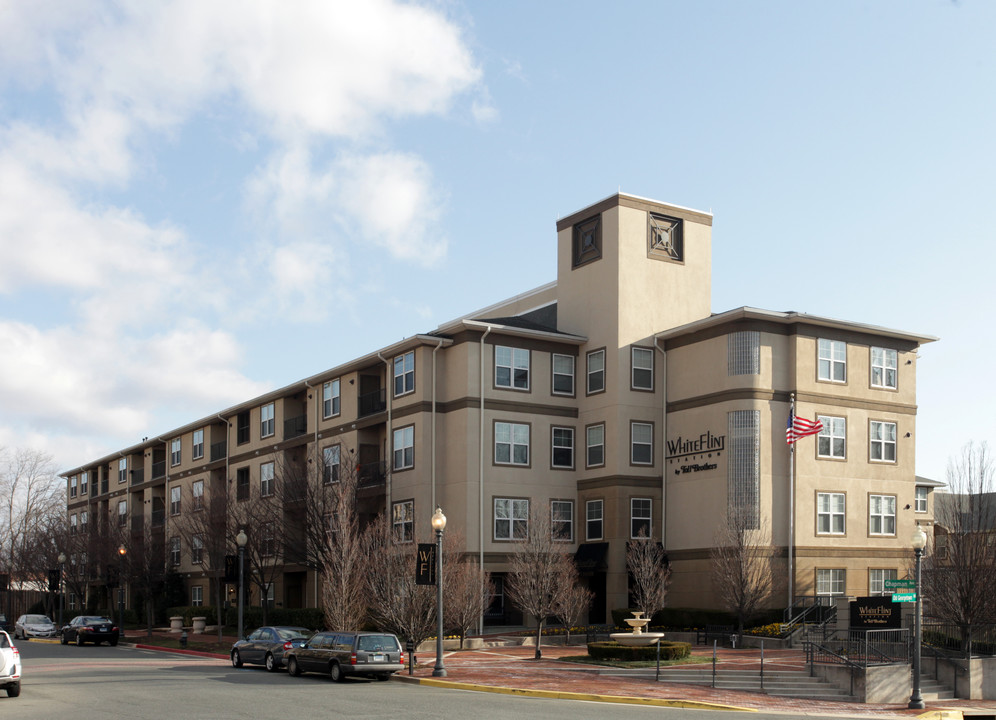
xmin=358 ymin=388 xmax=386 ymax=417
xmin=210 ymin=440 xmax=227 ymax=462
xmin=100 ymin=478 xmax=109 ymax=495
xmin=151 ymin=508 xmax=165 ymax=528
xmin=357 ymin=460 xmax=387 ymax=488
xmin=130 ymin=467 xmax=145 ymax=485
xmin=151 ymin=461 xmax=166 ymax=480
xmin=284 ymin=414 xmax=308 ymax=440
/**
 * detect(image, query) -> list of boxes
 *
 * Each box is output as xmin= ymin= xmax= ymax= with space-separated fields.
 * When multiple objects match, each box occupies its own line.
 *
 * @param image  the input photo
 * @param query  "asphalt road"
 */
xmin=2 ymin=640 xmax=871 ymax=720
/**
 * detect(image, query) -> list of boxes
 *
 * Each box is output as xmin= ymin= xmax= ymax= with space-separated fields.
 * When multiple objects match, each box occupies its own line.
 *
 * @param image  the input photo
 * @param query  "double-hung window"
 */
xmin=816 ymin=568 xmax=845 ymax=596
xmin=915 ymin=486 xmax=928 ymax=513
xmin=80 ymin=471 xmax=88 ymax=494
xmin=551 ymin=500 xmax=573 ymax=541
xmin=262 ymin=522 xmax=276 ymax=557
xmin=236 ymin=467 xmax=249 ymax=501
xmin=170 ymin=437 xmax=182 ymax=467
xmin=260 ymin=462 xmax=275 ymax=497
xmin=323 ymin=379 xmax=341 ymax=417
xmin=631 ymin=498 xmax=652 ymax=538
xmin=587 ymin=349 xmax=605 ymax=394
xmin=495 ymin=422 xmax=529 ymax=465
xmin=260 ymin=403 xmax=275 ymax=438
xmin=192 ymin=479 xmax=204 ymax=510
xmin=192 ymin=429 xmax=204 ymax=460
xmin=393 ymin=426 xmax=414 ymax=470
xmin=586 ymin=424 xmax=605 ymax=467
xmin=494 ymin=498 xmax=528 ymax=540
xmin=170 ymin=537 xmax=181 ymax=566
xmin=586 ymin=499 xmax=604 ymax=541
xmin=552 ymin=354 xmax=575 ymax=395
xmin=817 ymin=416 xmax=846 ymax=459
xmin=551 ymin=427 xmax=574 ymax=469
xmin=631 ymin=422 xmax=653 ymax=465
xmin=80 ymin=511 xmax=87 ymax=530
xmin=323 ymin=445 xmax=340 ymax=483
xmin=191 ymin=534 xmax=203 ymax=564
xmin=869 ymin=494 xmax=896 ymax=535
xmin=118 ymin=458 xmax=127 ymax=483
xmin=631 ymin=347 xmax=653 ymax=390
xmin=70 ymin=514 xmax=78 ymax=534
xmin=871 ymin=347 xmax=898 ymax=389
xmin=816 ymin=492 xmax=845 ymax=534
xmin=170 ymin=486 xmax=181 ymax=515
xmin=870 ymin=421 xmax=897 ymax=462
xmin=392 ymin=500 xmax=414 ymax=543
xmin=495 ymin=346 xmax=529 ymax=390
xmin=191 ymin=586 xmax=203 ymax=606
xmin=818 ymin=339 xmax=846 ymax=383
xmin=70 ymin=476 xmax=78 ymax=498
xmin=869 ymin=568 xmax=898 ymax=596
xmin=394 ymin=352 xmax=414 ymax=396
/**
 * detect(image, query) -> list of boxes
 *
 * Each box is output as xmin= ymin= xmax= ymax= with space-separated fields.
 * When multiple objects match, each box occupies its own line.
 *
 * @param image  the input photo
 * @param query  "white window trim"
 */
xmin=915 ymin=486 xmax=928 ymax=513
xmin=870 ymin=421 xmax=897 ymax=463
xmin=118 ymin=458 xmax=128 ymax=483
xmin=170 ymin=437 xmax=182 ymax=467
xmin=260 ymin=462 xmax=275 ymax=497
xmin=495 ymin=346 xmax=530 ymax=391
xmin=816 ymin=568 xmax=845 ymax=596
xmin=817 ymin=415 xmax=846 ymax=459
xmin=586 ymin=499 xmax=604 ymax=541
xmin=494 ymin=498 xmax=529 ymax=540
xmin=260 ymin=403 xmax=275 ymax=439
xmin=323 ymin=445 xmax=341 ymax=483
xmin=192 ymin=429 xmax=204 ymax=460
xmin=586 ymin=424 xmax=605 ymax=468
xmin=631 ymin=347 xmax=654 ymax=391
xmin=323 ymin=379 xmax=341 ymax=418
xmin=630 ymin=497 xmax=652 ymax=539
xmin=551 ymin=354 xmax=575 ymax=396
xmin=192 ymin=479 xmax=204 ymax=511
xmin=870 ymin=347 xmax=898 ymax=389
xmin=869 ymin=494 xmax=897 ymax=536
xmin=191 ymin=586 xmax=203 ymax=606
xmin=170 ymin=486 xmax=181 ymax=516
xmin=551 ymin=426 xmax=574 ymax=469
xmin=495 ymin=421 xmax=530 ymax=466
xmin=393 ymin=426 xmax=415 ymax=470
xmin=816 ymin=492 xmax=845 ymax=535
xmin=394 ymin=352 xmax=415 ymax=397
xmin=818 ymin=338 xmax=847 ymax=383
xmin=868 ymin=568 xmax=898 ymax=597
xmin=630 ymin=422 xmax=653 ymax=465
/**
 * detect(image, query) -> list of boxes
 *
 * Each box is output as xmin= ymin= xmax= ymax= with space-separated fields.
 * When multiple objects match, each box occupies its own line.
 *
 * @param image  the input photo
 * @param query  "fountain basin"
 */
xmin=609 ymin=631 xmax=665 ymax=647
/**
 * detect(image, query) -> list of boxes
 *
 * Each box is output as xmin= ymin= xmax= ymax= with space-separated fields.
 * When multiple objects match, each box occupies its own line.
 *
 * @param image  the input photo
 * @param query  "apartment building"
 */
xmin=63 ymin=192 xmax=937 ymax=623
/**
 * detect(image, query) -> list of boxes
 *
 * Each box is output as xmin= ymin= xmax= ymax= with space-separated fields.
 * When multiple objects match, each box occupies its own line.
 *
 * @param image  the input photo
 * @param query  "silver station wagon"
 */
xmin=284 ymin=631 xmax=404 ymax=682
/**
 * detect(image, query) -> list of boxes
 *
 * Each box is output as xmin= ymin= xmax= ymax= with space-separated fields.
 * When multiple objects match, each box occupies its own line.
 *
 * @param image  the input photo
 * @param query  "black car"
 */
xmin=60 ymin=616 xmax=119 ymax=646
xmin=284 ymin=631 xmax=404 ymax=682
xmin=230 ymin=626 xmax=311 ymax=672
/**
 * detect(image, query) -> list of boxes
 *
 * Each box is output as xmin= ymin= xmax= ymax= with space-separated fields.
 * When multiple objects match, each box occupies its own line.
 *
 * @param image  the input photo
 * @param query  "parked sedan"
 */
xmin=0 ymin=630 xmax=20 ymax=697
xmin=60 ymin=616 xmax=119 ymax=646
xmin=230 ymin=626 xmax=311 ymax=672
xmin=284 ymin=630 xmax=404 ymax=682
xmin=14 ymin=614 xmax=57 ymax=640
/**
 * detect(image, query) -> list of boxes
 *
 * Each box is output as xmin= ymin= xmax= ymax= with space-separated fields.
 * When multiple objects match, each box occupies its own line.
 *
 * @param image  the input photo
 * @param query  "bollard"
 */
xmin=179 ymin=629 xmax=188 ymax=649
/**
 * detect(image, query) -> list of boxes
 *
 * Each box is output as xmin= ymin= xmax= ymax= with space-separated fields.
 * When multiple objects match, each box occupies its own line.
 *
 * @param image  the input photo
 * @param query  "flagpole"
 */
xmin=788 ymin=392 xmax=795 ymax=610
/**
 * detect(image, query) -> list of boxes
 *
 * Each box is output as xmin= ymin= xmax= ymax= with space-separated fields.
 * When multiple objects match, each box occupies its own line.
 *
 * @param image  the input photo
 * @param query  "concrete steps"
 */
xmin=615 ymin=667 xmax=856 ymax=700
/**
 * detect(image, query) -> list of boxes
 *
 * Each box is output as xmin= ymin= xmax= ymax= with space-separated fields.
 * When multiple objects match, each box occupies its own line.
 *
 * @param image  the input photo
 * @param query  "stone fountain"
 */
xmin=609 ymin=611 xmax=665 ymax=646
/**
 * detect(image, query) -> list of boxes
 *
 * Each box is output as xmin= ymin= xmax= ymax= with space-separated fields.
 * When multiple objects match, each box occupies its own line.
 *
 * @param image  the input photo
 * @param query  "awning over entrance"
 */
xmin=574 ymin=542 xmax=609 ymax=572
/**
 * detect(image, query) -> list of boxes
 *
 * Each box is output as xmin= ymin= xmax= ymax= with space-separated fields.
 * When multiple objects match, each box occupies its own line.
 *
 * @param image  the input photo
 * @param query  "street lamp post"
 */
xmin=57 ymin=552 xmax=66 ymax=629
xmin=431 ymin=507 xmax=447 ymax=678
xmin=117 ymin=545 xmax=127 ymax=638
xmin=236 ymin=529 xmax=248 ymax=640
xmin=908 ymin=524 xmax=927 ymax=710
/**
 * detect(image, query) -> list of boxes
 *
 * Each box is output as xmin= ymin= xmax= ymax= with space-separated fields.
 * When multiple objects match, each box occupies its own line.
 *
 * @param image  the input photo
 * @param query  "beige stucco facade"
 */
xmin=63 ymin=193 xmax=936 ymax=626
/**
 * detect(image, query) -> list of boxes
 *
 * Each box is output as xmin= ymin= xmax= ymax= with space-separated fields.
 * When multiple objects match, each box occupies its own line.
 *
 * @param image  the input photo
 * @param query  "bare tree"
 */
xmin=320 ymin=463 xmax=368 ymax=632
xmin=553 ymin=558 xmax=592 ymax=646
xmin=442 ymin=530 xmax=494 ymax=649
xmin=174 ymin=491 xmax=229 ymax=639
xmin=364 ymin=516 xmax=436 ymax=648
xmin=711 ymin=508 xmax=770 ymax=638
xmin=924 ymin=441 xmax=996 ymax=656
xmin=126 ymin=517 xmax=168 ymax=636
xmin=228 ymin=491 xmax=284 ymax=625
xmin=505 ymin=502 xmax=577 ymax=659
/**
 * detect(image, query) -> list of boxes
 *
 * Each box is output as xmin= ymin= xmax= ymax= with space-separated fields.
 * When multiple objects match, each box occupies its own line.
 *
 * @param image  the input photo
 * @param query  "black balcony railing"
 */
xmin=130 ymin=467 xmax=144 ymax=485
xmin=358 ymin=388 xmax=386 ymax=417
xmin=284 ymin=414 xmax=307 ymax=440
xmin=151 ymin=461 xmax=166 ymax=479
xmin=100 ymin=478 xmax=109 ymax=495
xmin=151 ymin=508 xmax=165 ymax=528
xmin=131 ymin=516 xmax=144 ymax=533
xmin=358 ymin=460 xmax=387 ymax=487
xmin=210 ymin=440 xmax=227 ymax=462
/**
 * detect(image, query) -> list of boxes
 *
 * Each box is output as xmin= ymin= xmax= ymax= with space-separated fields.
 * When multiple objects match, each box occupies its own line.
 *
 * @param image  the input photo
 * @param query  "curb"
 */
xmin=132 ymin=643 xmax=228 ymax=660
xmin=392 ymin=674 xmax=756 ymax=712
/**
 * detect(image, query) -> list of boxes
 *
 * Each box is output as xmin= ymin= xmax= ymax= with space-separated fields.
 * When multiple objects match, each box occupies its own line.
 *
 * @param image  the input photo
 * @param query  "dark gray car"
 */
xmin=230 ymin=626 xmax=311 ymax=672
xmin=284 ymin=631 xmax=404 ymax=682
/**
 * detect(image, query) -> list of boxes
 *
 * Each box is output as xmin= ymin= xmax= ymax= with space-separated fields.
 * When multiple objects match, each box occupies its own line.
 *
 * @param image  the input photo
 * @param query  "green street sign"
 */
xmin=891 ymin=592 xmax=917 ymax=602
xmin=884 ymin=579 xmax=915 ymax=590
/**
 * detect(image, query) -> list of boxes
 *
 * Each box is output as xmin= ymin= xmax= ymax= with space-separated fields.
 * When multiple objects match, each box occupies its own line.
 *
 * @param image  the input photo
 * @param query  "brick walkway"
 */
xmin=398 ymin=643 xmax=996 ymax=719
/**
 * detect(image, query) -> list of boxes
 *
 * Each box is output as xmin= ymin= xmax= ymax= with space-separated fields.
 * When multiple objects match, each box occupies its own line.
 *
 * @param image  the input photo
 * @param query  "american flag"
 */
xmin=786 ymin=412 xmax=823 ymax=445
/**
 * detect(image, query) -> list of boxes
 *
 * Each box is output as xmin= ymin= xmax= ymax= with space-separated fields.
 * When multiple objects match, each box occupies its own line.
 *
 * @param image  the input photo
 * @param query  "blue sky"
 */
xmin=0 ymin=0 xmax=992 ymax=483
